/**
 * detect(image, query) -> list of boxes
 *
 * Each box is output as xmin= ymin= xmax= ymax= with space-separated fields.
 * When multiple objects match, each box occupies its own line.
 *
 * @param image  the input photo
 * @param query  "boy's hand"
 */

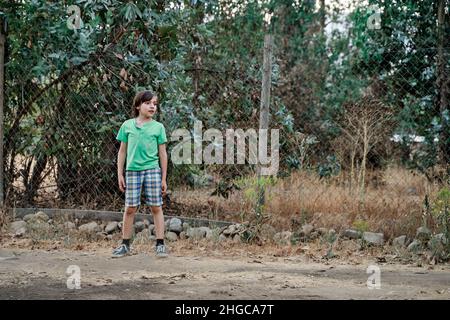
xmin=118 ymin=175 xmax=126 ymax=192
xmin=161 ymin=180 xmax=167 ymax=196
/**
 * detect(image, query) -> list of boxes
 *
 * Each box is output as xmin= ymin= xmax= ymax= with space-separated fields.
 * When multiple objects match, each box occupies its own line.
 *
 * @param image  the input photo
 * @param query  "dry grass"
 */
xmin=264 ymin=167 xmax=436 ymax=239
xmin=173 ymin=167 xmax=443 ymax=240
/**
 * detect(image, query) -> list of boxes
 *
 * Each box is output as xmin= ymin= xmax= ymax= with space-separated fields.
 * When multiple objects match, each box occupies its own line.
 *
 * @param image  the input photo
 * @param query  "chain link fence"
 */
xmin=1 ymin=1 xmax=449 ymax=236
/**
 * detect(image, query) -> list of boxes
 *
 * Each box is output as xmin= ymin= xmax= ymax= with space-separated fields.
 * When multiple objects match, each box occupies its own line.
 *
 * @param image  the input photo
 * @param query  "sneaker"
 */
xmin=111 ymin=244 xmax=130 ymax=258
xmin=155 ymin=244 xmax=168 ymax=258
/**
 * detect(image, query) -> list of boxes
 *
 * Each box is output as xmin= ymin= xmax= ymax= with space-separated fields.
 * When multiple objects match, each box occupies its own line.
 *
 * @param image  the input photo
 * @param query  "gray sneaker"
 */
xmin=155 ymin=244 xmax=168 ymax=258
xmin=111 ymin=244 xmax=130 ymax=258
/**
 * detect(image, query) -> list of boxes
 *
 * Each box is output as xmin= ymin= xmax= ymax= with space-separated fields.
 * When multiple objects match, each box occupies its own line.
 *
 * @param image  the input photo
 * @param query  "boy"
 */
xmin=112 ymin=90 xmax=168 ymax=258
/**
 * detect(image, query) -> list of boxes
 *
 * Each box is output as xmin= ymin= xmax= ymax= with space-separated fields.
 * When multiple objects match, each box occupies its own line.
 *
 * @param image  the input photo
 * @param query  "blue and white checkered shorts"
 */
xmin=125 ymin=168 xmax=162 ymax=207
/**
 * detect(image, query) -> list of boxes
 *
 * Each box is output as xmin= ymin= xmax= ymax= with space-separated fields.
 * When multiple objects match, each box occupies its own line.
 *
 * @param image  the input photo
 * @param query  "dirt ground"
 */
xmin=0 ymin=243 xmax=449 ymax=300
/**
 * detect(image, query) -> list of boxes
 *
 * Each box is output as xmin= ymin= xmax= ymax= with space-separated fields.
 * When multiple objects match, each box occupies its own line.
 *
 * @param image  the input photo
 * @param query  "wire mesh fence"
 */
xmin=1 ymin=0 xmax=449 ymax=231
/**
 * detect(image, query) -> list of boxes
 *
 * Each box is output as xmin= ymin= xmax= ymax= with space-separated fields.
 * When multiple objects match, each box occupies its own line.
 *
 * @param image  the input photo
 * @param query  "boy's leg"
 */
xmin=152 ymin=205 xmax=167 ymax=258
xmin=112 ymin=171 xmax=142 ymax=258
xmin=151 ymin=206 xmax=164 ymax=240
xmin=122 ymin=206 xmax=138 ymax=241
xmin=144 ymin=168 xmax=167 ymax=257
xmin=122 ymin=170 xmax=143 ymax=243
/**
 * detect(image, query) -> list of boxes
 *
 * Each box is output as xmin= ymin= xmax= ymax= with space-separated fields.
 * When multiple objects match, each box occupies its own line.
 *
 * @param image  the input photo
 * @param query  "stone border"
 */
xmin=6 ymin=207 xmax=233 ymax=229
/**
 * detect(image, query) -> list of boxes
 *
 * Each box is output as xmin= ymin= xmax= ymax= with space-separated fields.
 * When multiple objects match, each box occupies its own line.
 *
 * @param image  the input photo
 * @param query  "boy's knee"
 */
xmin=151 ymin=206 xmax=163 ymax=215
xmin=125 ymin=206 xmax=138 ymax=215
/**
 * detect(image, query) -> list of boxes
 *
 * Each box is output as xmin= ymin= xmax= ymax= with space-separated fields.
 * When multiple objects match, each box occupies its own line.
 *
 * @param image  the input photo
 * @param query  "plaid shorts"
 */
xmin=125 ymin=168 xmax=162 ymax=207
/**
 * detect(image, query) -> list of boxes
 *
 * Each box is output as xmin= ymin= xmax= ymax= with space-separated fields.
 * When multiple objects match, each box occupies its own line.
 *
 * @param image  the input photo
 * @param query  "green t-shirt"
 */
xmin=116 ymin=118 xmax=167 ymax=171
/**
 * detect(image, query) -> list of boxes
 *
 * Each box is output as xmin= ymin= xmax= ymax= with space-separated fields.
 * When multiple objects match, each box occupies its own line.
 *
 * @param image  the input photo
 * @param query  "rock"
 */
xmin=27 ymin=221 xmax=51 ymax=233
xmin=219 ymin=234 xmax=228 ymax=242
xmin=179 ymin=231 xmax=188 ymax=240
xmin=309 ymin=231 xmax=320 ymax=240
xmin=10 ymin=221 xmax=27 ymax=234
xmin=393 ymin=235 xmax=407 ymax=247
xmin=300 ymin=224 xmax=314 ymax=237
xmin=169 ymin=218 xmax=183 ymax=233
xmin=182 ymin=222 xmax=190 ymax=232
xmin=118 ymin=222 xmax=123 ymax=230
xmin=223 ymin=225 xmax=237 ymax=236
xmin=14 ymin=227 xmax=27 ymax=237
xmin=207 ymin=228 xmax=221 ymax=241
xmin=96 ymin=232 xmax=107 ymax=240
xmin=134 ymin=221 xmax=146 ymax=233
xmin=164 ymin=219 xmax=170 ymax=229
xmin=234 ymin=224 xmax=246 ymax=233
xmin=416 ymin=227 xmax=432 ymax=242
xmin=35 ymin=211 xmax=49 ymax=222
xmin=363 ymin=232 xmax=384 ymax=246
xmin=26 ymin=212 xmax=50 ymax=225
xmin=143 ymin=219 xmax=150 ymax=228
xmin=273 ymin=231 xmax=292 ymax=245
xmin=78 ymin=222 xmax=101 ymax=233
xmin=205 ymin=231 xmax=213 ymax=240
xmin=23 ymin=214 xmax=35 ymax=222
xmin=149 ymin=224 xmax=155 ymax=235
xmin=135 ymin=230 xmax=152 ymax=243
xmin=342 ymin=229 xmax=361 ymax=240
xmin=204 ymin=174 xmax=214 ymax=186
xmin=233 ymin=234 xmax=241 ymax=243
xmin=317 ymin=228 xmax=328 ymax=235
xmin=187 ymin=227 xmax=207 ymax=240
xmin=260 ymin=224 xmax=277 ymax=240
xmin=187 ymin=173 xmax=214 ymax=187
xmin=433 ymin=233 xmax=448 ymax=245
xmin=407 ymin=240 xmax=422 ymax=252
xmin=199 ymin=227 xmax=212 ymax=239
xmin=427 ymin=233 xmax=448 ymax=249
xmin=106 ymin=235 xmax=113 ymax=241
xmin=48 ymin=219 xmax=53 ymax=225
xmin=105 ymin=221 xmax=119 ymax=234
xmin=64 ymin=222 xmax=76 ymax=230
xmin=166 ymin=231 xmax=178 ymax=242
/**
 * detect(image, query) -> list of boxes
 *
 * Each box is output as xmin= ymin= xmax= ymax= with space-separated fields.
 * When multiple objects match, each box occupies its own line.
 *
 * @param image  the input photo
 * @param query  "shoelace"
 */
xmin=156 ymin=245 xmax=165 ymax=253
xmin=114 ymin=244 xmax=128 ymax=253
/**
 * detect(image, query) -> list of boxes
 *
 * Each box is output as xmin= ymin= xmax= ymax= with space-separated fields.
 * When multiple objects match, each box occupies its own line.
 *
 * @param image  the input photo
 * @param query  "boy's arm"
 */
xmin=118 ymin=142 xmax=127 ymax=192
xmin=158 ymin=143 xmax=168 ymax=195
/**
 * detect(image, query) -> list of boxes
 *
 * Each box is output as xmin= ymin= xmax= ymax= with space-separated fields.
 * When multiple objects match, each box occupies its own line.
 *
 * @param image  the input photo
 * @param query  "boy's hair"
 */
xmin=132 ymin=90 xmax=156 ymax=117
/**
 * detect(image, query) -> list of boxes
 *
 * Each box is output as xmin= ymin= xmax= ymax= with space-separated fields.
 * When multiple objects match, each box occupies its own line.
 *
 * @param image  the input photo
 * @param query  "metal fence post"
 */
xmin=0 ymin=17 xmax=6 ymax=206
xmin=256 ymin=33 xmax=273 ymax=218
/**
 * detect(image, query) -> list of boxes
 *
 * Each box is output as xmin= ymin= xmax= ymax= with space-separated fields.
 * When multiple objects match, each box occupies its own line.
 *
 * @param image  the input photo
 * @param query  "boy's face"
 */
xmin=137 ymin=96 xmax=158 ymax=118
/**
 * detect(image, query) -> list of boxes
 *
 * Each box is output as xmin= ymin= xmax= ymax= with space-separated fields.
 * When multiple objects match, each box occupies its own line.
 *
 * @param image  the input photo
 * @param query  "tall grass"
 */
xmin=177 ymin=167 xmax=442 ymax=239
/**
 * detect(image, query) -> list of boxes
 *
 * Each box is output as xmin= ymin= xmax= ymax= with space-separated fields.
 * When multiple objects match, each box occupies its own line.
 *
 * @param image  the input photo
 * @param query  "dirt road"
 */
xmin=0 ymin=247 xmax=449 ymax=300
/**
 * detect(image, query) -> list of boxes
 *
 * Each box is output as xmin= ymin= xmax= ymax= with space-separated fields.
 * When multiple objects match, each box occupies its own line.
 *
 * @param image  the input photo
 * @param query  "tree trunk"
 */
xmin=24 ymin=155 xmax=48 ymax=205
xmin=320 ymin=0 xmax=326 ymax=33
xmin=192 ymin=1 xmax=205 ymax=107
xmin=350 ymin=148 xmax=356 ymax=192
